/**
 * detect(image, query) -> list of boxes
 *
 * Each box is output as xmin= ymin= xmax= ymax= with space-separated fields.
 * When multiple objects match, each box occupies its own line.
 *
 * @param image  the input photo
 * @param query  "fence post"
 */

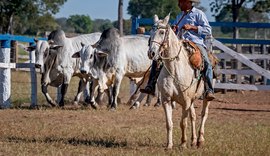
xmin=29 ymin=42 xmax=37 ymax=108
xmin=0 ymin=40 xmax=11 ymax=108
xmin=131 ymin=17 xmax=139 ymax=35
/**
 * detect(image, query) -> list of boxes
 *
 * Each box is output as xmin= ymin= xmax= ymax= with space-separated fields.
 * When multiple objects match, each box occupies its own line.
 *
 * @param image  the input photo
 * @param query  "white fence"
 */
xmin=0 ymin=36 xmax=38 ymax=109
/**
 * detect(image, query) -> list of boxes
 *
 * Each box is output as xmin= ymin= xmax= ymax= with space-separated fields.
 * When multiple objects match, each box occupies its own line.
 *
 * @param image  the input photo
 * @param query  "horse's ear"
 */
xmin=164 ymin=13 xmax=170 ymax=25
xmin=154 ymin=14 xmax=159 ymax=23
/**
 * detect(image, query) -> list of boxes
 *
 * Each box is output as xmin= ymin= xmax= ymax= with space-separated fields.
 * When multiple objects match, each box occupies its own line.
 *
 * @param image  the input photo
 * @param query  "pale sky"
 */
xmin=55 ymin=0 xmax=215 ymax=21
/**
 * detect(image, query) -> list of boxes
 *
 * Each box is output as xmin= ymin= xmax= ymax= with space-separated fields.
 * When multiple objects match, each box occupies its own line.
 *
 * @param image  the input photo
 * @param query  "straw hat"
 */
xmin=189 ymin=0 xmax=200 ymax=3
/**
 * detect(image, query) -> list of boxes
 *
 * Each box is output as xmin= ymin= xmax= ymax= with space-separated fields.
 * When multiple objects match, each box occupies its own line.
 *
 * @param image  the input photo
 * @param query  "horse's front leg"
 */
xmin=189 ymin=102 xmax=197 ymax=148
xmin=180 ymin=106 xmax=189 ymax=149
xmin=162 ymin=99 xmax=173 ymax=149
xmin=41 ymin=84 xmax=57 ymax=107
xmin=197 ymin=99 xmax=210 ymax=148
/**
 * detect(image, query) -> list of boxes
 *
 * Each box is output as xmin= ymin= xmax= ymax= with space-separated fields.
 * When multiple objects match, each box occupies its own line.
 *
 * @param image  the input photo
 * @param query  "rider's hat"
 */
xmin=189 ymin=0 xmax=200 ymax=3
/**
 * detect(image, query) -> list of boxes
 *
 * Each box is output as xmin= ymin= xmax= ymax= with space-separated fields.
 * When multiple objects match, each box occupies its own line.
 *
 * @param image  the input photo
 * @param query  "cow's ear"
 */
xmin=25 ymin=46 xmax=36 ymax=52
xmin=96 ymin=51 xmax=108 ymax=57
xmin=50 ymin=45 xmax=63 ymax=50
xmin=72 ymin=52 xmax=80 ymax=58
xmin=91 ymin=43 xmax=97 ymax=48
xmin=48 ymin=40 xmax=54 ymax=45
xmin=81 ymin=42 xmax=85 ymax=47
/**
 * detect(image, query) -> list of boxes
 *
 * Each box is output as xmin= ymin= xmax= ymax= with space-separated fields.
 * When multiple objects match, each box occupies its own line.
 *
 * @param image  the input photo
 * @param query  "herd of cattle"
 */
xmin=27 ymin=28 xmax=156 ymax=110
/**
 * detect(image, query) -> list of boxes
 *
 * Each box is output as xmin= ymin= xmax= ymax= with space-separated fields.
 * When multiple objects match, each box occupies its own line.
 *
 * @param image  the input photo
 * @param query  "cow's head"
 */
xmin=26 ymin=39 xmax=51 ymax=73
xmin=72 ymin=43 xmax=108 ymax=76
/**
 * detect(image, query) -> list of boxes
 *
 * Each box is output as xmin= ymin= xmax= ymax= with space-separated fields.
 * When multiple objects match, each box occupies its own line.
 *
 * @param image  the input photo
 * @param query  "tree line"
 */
xmin=0 ymin=0 xmax=269 ymax=37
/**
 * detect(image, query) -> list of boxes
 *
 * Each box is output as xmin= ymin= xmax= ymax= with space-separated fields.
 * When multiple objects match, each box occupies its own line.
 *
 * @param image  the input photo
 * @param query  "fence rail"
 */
xmin=0 ymin=35 xmax=43 ymax=108
xmin=131 ymin=17 xmax=270 ymax=91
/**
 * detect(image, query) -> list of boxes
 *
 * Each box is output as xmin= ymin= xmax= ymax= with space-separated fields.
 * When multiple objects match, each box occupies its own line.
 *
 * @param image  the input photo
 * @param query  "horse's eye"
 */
xmin=160 ymin=31 xmax=165 ymax=35
xmin=90 ymin=54 xmax=93 ymax=59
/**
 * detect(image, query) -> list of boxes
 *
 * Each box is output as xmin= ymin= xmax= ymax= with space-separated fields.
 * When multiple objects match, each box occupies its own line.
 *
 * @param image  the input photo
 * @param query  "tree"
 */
xmin=118 ymin=0 xmax=124 ymax=36
xmin=92 ymin=19 xmax=114 ymax=33
xmin=210 ymin=0 xmax=270 ymax=38
xmin=66 ymin=15 xmax=93 ymax=34
xmin=0 ymin=0 xmax=67 ymax=34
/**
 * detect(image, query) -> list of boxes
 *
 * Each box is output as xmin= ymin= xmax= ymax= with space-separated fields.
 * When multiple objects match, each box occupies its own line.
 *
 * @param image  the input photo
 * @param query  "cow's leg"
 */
xmin=95 ymin=88 xmax=105 ymax=105
xmin=88 ymin=79 xmax=99 ymax=109
xmin=144 ymin=94 xmax=152 ymax=106
xmin=162 ymin=99 xmax=173 ymax=150
xmin=73 ymin=79 xmax=87 ymax=105
xmin=59 ymin=83 xmax=68 ymax=107
xmin=41 ymin=84 xmax=57 ymax=107
xmin=110 ymin=75 xmax=123 ymax=110
xmin=154 ymin=92 xmax=161 ymax=107
xmin=197 ymin=99 xmax=210 ymax=148
xmin=83 ymin=81 xmax=91 ymax=102
xmin=180 ymin=103 xmax=189 ymax=149
xmin=106 ymin=87 xmax=113 ymax=107
xmin=189 ymin=102 xmax=197 ymax=148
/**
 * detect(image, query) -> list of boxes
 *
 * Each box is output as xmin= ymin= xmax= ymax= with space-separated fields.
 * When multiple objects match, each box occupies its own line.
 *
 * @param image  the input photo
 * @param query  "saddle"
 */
xmin=182 ymin=40 xmax=219 ymax=71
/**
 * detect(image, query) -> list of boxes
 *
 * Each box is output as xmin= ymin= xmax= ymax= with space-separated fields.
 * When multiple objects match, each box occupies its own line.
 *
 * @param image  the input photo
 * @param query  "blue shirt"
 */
xmin=173 ymin=7 xmax=212 ymax=47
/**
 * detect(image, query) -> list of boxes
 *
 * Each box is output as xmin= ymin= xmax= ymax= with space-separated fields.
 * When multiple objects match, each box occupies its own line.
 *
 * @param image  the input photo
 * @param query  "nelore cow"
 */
xmin=36 ymin=30 xmax=101 ymax=107
xmin=73 ymin=28 xmax=152 ymax=110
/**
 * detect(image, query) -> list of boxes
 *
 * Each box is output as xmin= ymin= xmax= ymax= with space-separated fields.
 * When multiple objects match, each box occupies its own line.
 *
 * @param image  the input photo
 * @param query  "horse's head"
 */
xmin=148 ymin=13 xmax=171 ymax=60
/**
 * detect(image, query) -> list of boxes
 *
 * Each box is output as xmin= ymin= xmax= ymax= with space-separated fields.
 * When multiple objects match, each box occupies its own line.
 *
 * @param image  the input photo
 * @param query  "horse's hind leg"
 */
xmin=197 ymin=99 xmax=210 ymax=147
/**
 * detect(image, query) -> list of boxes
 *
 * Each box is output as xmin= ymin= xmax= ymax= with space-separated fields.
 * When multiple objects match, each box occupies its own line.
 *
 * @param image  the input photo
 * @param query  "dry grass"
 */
xmin=0 ymin=70 xmax=269 ymax=155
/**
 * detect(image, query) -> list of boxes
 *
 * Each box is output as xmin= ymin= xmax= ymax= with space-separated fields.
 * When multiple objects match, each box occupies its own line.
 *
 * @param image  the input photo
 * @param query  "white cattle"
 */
xmin=73 ymin=28 xmax=152 ymax=110
xmin=39 ymin=30 xmax=101 ymax=107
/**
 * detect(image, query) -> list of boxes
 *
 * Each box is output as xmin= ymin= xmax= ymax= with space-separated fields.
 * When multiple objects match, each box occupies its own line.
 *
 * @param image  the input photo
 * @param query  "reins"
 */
xmin=150 ymin=24 xmax=201 ymax=91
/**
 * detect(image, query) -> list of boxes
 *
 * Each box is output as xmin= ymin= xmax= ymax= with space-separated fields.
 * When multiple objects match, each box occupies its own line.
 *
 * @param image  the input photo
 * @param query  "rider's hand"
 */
xmin=182 ymin=24 xmax=198 ymax=32
xmin=171 ymin=25 xmax=178 ymax=33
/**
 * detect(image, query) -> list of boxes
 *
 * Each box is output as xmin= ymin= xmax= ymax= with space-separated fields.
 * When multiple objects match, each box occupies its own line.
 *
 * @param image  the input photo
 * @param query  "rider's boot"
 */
xmin=140 ymin=60 xmax=161 ymax=96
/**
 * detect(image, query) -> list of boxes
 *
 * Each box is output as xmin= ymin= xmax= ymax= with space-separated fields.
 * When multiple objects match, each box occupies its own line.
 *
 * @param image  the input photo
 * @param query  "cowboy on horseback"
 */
xmin=140 ymin=0 xmax=215 ymax=101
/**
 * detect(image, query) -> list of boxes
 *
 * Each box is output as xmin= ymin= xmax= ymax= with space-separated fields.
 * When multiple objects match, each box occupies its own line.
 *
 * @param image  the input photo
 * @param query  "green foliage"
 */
xmin=127 ymin=0 xmax=180 ymax=20
xmin=210 ymin=0 xmax=270 ymax=21
xmin=66 ymin=15 xmax=93 ymax=34
xmin=0 ymin=0 xmax=67 ymax=34
xmin=92 ymin=19 xmax=114 ymax=33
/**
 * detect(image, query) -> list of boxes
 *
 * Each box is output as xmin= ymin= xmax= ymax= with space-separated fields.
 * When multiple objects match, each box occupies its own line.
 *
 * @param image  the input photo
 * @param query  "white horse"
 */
xmin=148 ymin=14 xmax=211 ymax=149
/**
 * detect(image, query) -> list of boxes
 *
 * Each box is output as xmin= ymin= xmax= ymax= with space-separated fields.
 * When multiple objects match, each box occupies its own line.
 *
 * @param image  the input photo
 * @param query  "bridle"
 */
xmin=149 ymin=22 xmax=199 ymax=91
xmin=149 ymin=24 xmax=181 ymax=61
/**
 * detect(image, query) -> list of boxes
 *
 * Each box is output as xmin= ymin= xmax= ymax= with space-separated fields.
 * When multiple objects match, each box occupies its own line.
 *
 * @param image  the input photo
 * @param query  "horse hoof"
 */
xmin=165 ymin=146 xmax=173 ymax=151
xmin=197 ymin=141 xmax=204 ymax=148
xmin=154 ymin=103 xmax=161 ymax=107
xmin=143 ymin=103 xmax=150 ymax=107
xmin=191 ymin=142 xmax=197 ymax=149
